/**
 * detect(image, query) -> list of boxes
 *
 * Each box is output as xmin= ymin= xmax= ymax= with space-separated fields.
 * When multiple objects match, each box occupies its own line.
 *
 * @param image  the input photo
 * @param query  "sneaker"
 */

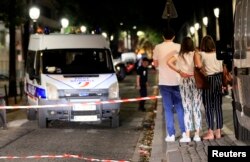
xmin=193 ymin=135 xmax=201 ymax=142
xmin=165 ymin=135 xmax=175 ymax=142
xmin=179 ymin=132 xmax=191 ymax=143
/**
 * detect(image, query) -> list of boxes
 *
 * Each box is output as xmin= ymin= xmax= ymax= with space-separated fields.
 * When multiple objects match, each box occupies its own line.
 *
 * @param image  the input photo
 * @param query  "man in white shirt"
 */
xmin=153 ymin=28 xmax=186 ymax=142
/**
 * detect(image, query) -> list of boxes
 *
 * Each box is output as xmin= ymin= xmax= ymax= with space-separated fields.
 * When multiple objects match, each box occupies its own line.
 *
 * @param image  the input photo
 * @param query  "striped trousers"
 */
xmin=203 ymin=73 xmax=223 ymax=130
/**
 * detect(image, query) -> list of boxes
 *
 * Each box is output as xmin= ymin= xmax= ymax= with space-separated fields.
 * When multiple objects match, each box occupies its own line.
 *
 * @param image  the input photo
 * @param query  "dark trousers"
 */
xmin=203 ymin=73 xmax=223 ymax=130
xmin=139 ymin=86 xmax=147 ymax=109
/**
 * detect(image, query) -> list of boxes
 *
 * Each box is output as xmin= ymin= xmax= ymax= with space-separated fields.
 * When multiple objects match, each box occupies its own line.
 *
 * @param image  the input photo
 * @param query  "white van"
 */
xmin=231 ymin=0 xmax=250 ymax=140
xmin=25 ymin=34 xmax=120 ymax=128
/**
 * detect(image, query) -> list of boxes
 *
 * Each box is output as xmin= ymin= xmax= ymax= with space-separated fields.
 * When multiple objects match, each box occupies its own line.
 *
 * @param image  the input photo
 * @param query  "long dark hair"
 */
xmin=179 ymin=37 xmax=194 ymax=58
xmin=200 ymin=35 xmax=216 ymax=52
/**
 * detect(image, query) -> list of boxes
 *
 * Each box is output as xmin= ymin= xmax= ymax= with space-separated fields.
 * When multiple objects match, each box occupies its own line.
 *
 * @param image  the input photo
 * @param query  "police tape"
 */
xmin=0 ymin=153 xmax=130 ymax=161
xmin=0 ymin=95 xmax=162 ymax=110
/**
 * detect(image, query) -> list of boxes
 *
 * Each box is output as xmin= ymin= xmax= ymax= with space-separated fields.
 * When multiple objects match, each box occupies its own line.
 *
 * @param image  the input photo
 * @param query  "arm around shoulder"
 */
xmin=194 ymin=51 xmax=202 ymax=68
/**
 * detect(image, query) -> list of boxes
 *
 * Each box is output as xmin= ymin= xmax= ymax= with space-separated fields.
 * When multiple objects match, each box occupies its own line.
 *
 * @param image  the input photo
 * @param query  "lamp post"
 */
xmin=29 ymin=6 xmax=40 ymax=33
xmin=202 ymin=16 xmax=208 ymax=37
xmin=233 ymin=0 xmax=236 ymax=17
xmin=214 ymin=8 xmax=220 ymax=41
xmin=194 ymin=23 xmax=200 ymax=47
xmin=60 ymin=18 xmax=69 ymax=34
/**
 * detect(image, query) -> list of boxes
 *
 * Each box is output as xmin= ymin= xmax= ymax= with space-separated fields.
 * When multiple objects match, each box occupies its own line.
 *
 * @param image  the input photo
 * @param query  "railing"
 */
xmin=0 ymin=80 xmax=24 ymax=106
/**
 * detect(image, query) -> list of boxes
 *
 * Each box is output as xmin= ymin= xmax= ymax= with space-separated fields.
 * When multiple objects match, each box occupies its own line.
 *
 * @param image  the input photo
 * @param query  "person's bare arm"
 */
xmin=194 ymin=50 xmax=202 ymax=68
xmin=153 ymin=59 xmax=158 ymax=68
xmin=167 ymin=55 xmax=190 ymax=78
xmin=167 ymin=56 xmax=179 ymax=73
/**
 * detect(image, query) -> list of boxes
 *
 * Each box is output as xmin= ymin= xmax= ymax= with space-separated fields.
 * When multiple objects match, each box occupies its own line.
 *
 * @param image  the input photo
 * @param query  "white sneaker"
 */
xmin=193 ymin=135 xmax=201 ymax=142
xmin=165 ymin=135 xmax=175 ymax=142
xmin=179 ymin=132 xmax=191 ymax=143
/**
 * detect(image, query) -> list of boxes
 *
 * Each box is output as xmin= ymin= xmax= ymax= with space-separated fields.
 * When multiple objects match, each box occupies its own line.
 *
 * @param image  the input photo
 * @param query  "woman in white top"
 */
xmin=194 ymin=35 xmax=223 ymax=140
xmin=168 ymin=37 xmax=202 ymax=142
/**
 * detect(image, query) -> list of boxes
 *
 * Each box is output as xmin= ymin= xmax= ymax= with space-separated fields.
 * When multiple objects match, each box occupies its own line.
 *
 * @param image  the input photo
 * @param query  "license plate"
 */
xmin=73 ymin=115 xmax=98 ymax=121
xmin=72 ymin=104 xmax=96 ymax=111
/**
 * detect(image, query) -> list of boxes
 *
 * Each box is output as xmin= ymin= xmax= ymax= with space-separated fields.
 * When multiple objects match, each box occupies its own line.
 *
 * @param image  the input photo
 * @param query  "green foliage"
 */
xmin=144 ymin=28 xmax=162 ymax=46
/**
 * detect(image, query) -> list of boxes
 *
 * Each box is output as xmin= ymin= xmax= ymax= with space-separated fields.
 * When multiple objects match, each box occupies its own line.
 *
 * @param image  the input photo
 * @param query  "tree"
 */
xmin=0 ymin=0 xmax=28 ymax=97
xmin=8 ymin=0 xmax=17 ymax=97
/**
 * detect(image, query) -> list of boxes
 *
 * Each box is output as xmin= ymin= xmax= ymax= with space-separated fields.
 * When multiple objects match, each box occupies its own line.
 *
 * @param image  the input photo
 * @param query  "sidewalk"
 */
xmin=150 ymin=96 xmax=250 ymax=162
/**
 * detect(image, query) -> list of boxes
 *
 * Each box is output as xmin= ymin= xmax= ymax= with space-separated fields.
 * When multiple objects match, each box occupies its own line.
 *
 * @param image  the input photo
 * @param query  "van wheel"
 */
xmin=111 ymin=114 xmax=120 ymax=128
xmin=233 ymin=101 xmax=250 ymax=140
xmin=38 ymin=109 xmax=48 ymax=128
xmin=27 ymin=109 xmax=37 ymax=120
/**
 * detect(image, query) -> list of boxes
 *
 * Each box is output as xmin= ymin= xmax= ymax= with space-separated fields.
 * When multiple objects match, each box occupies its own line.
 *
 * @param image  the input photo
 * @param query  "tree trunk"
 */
xmin=22 ymin=20 xmax=30 ymax=67
xmin=8 ymin=0 xmax=17 ymax=97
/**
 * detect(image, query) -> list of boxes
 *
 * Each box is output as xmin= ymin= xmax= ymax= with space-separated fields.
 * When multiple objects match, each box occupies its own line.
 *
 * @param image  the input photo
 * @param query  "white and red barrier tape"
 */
xmin=0 ymin=95 xmax=162 ymax=110
xmin=0 ymin=154 xmax=130 ymax=162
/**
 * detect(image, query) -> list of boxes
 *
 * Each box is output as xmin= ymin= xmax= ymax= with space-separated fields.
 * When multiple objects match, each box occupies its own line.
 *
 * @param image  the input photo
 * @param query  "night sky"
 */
xmin=72 ymin=1 xmax=231 ymax=25
xmin=64 ymin=0 xmax=233 ymax=45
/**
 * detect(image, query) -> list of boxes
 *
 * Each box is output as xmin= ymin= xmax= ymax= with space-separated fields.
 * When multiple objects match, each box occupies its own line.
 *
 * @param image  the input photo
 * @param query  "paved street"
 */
xmin=150 ymin=96 xmax=250 ymax=162
xmin=0 ymin=70 xmax=250 ymax=162
xmin=0 ymin=69 xmax=158 ymax=162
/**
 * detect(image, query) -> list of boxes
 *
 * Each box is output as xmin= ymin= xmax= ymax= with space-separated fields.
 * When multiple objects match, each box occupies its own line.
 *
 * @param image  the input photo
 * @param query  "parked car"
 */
xmin=121 ymin=52 xmax=137 ymax=74
xmin=112 ymin=52 xmax=137 ymax=81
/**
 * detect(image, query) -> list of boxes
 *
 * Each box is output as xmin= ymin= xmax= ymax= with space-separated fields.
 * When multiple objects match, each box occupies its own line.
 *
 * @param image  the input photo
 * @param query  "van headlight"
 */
xmin=109 ymin=82 xmax=119 ymax=99
xmin=46 ymin=83 xmax=59 ymax=100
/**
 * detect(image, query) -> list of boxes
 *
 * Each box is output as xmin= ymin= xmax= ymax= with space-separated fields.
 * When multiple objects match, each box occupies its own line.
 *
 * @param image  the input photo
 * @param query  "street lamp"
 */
xmin=102 ymin=32 xmax=108 ymax=38
xmin=194 ymin=23 xmax=200 ymax=30
xmin=214 ymin=8 xmax=220 ymax=41
xmin=60 ymin=18 xmax=69 ymax=34
xmin=29 ymin=6 xmax=40 ymax=33
xmin=80 ymin=25 xmax=87 ymax=33
xmin=137 ymin=31 xmax=145 ymax=37
xmin=190 ymin=26 xmax=195 ymax=35
xmin=190 ymin=26 xmax=195 ymax=43
xmin=202 ymin=16 xmax=208 ymax=37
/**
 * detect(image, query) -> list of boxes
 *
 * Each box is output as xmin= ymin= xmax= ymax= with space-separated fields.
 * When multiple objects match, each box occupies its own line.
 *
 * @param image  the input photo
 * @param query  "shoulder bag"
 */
xmin=222 ymin=65 xmax=233 ymax=86
xmin=194 ymin=67 xmax=210 ymax=89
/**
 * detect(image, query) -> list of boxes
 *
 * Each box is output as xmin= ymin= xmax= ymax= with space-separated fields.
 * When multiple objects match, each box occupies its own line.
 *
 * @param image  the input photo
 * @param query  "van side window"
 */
xmin=26 ymin=51 xmax=36 ymax=78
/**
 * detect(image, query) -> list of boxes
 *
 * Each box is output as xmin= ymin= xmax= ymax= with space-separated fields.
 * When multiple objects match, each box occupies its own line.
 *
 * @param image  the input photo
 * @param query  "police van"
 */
xmin=25 ymin=34 xmax=120 ymax=128
xmin=231 ymin=0 xmax=250 ymax=140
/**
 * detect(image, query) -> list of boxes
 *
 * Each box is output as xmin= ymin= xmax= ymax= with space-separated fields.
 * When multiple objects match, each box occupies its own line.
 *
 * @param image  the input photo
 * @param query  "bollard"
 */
xmin=0 ymin=95 xmax=7 ymax=129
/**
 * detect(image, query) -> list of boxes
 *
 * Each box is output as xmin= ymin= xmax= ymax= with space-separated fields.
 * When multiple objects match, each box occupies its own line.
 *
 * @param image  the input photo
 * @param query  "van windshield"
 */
xmin=42 ymin=49 xmax=114 ymax=74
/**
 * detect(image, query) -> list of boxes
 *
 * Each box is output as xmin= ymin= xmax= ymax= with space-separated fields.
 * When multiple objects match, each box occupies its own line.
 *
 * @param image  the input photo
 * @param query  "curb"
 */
xmin=149 ymin=100 xmax=166 ymax=162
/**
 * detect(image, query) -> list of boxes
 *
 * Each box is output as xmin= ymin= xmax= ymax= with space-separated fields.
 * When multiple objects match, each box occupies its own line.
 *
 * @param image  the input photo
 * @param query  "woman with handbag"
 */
xmin=194 ymin=35 xmax=223 ymax=140
xmin=167 ymin=37 xmax=202 ymax=142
